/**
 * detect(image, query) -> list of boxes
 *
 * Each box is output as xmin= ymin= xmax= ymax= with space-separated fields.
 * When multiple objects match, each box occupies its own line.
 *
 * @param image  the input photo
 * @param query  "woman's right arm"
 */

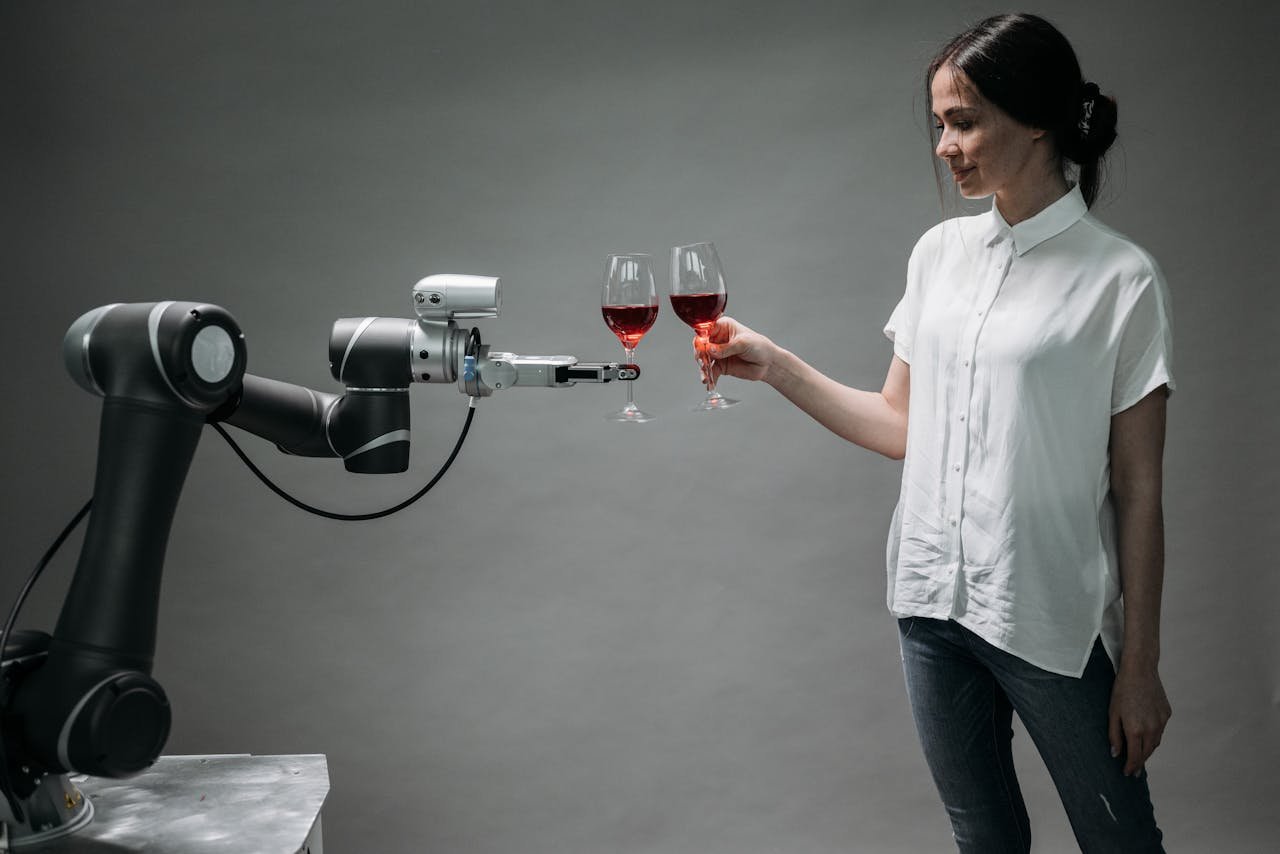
xmin=704 ymin=316 xmax=910 ymax=460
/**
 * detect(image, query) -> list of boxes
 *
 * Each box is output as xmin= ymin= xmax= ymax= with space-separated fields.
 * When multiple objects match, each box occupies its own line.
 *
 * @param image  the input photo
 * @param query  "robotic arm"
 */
xmin=0 ymin=275 xmax=635 ymax=823
xmin=227 ymin=274 xmax=636 ymax=473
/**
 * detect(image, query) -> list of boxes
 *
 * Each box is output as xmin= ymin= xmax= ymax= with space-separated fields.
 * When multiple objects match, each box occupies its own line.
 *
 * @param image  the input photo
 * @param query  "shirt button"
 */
xmin=949 ymin=518 xmax=957 ymax=527
xmin=953 ymin=464 xmax=961 ymax=471
xmin=962 ymin=360 xmax=970 ymax=367
xmin=959 ymin=414 xmax=966 ymax=421
xmin=977 ymin=310 xmax=984 ymax=316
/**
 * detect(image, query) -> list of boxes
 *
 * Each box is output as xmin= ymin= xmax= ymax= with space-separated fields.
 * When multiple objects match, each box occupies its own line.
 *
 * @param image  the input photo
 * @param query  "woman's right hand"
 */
xmin=697 ymin=316 xmax=779 ymax=385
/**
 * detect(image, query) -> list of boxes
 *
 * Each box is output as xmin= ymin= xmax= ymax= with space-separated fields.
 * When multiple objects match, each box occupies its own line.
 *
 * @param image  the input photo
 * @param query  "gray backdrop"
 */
xmin=2 ymin=1 xmax=1276 ymax=851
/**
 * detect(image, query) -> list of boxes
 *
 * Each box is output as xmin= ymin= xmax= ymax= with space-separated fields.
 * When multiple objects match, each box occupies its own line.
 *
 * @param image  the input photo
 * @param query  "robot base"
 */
xmin=0 ymin=773 xmax=93 ymax=850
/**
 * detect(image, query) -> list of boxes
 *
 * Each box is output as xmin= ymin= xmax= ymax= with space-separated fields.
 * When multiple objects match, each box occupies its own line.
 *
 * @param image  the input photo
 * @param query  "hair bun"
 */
xmin=1064 ymin=80 xmax=1117 ymax=162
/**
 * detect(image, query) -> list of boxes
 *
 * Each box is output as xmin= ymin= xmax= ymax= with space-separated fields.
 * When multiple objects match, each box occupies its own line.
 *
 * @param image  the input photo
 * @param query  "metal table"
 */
xmin=14 ymin=754 xmax=328 ymax=853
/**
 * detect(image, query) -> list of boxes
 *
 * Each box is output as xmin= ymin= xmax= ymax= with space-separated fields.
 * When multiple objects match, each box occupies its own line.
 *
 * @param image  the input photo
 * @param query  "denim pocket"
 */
xmin=898 ymin=616 xmax=918 ymax=639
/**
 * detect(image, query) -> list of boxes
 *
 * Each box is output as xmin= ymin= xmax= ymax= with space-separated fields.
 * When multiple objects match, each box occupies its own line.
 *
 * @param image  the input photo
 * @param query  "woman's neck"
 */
xmin=995 ymin=171 xmax=1071 ymax=226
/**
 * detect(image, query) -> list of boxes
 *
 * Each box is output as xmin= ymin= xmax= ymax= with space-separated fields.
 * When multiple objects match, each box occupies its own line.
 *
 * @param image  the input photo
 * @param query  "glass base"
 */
xmin=605 ymin=403 xmax=656 ymax=423
xmin=693 ymin=392 xmax=740 ymax=412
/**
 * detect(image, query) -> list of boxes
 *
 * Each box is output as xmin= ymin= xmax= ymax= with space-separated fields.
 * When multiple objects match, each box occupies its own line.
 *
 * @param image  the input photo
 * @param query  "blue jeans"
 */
xmin=897 ymin=617 xmax=1164 ymax=853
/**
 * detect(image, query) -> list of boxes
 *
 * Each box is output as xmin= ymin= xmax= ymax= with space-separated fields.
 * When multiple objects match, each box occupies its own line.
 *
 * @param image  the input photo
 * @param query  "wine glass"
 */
xmin=670 ymin=241 xmax=739 ymax=411
xmin=602 ymin=253 xmax=659 ymax=422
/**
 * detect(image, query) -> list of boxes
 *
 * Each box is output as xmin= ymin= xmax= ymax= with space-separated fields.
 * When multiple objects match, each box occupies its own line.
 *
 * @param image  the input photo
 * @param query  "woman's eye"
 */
xmin=954 ymin=121 xmax=973 ymax=131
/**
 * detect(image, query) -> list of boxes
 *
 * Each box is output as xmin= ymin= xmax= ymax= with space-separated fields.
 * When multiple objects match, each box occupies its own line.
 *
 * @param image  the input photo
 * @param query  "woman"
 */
xmin=703 ymin=13 xmax=1172 ymax=853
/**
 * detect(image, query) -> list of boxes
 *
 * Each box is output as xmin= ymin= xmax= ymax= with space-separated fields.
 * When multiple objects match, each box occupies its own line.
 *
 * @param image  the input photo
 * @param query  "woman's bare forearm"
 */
xmin=765 ymin=347 xmax=909 ymax=459
xmin=1109 ymin=387 xmax=1170 ymax=672
xmin=1113 ymin=489 xmax=1164 ymax=671
xmin=703 ymin=318 xmax=909 ymax=459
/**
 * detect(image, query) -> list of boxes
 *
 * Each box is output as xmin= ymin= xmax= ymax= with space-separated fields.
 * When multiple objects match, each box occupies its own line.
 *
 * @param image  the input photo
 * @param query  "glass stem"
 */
xmin=624 ymin=346 xmax=636 ymax=407
xmin=697 ymin=332 xmax=716 ymax=394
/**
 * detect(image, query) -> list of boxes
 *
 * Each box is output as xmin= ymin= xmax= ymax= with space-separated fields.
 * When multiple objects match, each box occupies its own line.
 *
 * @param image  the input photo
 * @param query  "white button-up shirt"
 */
xmin=883 ymin=186 xmax=1175 ymax=676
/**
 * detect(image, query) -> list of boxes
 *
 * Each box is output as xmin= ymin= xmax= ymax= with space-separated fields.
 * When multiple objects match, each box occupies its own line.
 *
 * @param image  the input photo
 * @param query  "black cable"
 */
xmin=211 ymin=401 xmax=476 ymax=521
xmin=0 ymin=498 xmax=93 ymax=822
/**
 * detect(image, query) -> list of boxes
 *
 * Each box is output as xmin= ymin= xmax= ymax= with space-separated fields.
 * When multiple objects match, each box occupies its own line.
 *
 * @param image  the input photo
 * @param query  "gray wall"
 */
xmin=2 ymin=1 xmax=1276 ymax=851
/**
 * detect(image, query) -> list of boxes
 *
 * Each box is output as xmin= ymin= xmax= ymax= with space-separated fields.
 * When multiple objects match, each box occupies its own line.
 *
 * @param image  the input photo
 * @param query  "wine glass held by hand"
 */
xmin=602 ymin=253 xmax=658 ymax=423
xmin=670 ymin=241 xmax=739 ymax=411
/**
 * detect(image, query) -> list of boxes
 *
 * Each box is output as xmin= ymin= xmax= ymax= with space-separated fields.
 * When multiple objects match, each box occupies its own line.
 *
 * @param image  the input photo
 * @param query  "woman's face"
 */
xmin=930 ymin=64 xmax=1048 ymax=203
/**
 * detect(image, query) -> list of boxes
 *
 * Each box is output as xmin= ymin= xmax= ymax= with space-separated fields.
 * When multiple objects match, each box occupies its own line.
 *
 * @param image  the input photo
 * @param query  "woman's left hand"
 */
xmin=1108 ymin=666 xmax=1172 ymax=777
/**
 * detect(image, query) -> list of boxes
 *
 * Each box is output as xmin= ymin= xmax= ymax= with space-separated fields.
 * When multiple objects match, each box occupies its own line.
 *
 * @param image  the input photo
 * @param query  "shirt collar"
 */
xmin=985 ymin=184 xmax=1088 ymax=256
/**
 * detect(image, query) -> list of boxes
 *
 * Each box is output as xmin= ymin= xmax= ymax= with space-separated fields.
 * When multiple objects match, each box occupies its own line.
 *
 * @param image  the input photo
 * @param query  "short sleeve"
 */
xmin=883 ymin=229 xmax=935 ymax=364
xmin=883 ymin=295 xmax=912 ymax=362
xmin=1111 ymin=267 xmax=1175 ymax=414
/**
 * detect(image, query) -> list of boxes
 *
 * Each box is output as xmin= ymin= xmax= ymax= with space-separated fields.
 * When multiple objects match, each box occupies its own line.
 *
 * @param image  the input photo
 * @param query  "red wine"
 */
xmin=602 ymin=304 xmax=658 ymax=346
xmin=669 ymin=292 xmax=726 ymax=329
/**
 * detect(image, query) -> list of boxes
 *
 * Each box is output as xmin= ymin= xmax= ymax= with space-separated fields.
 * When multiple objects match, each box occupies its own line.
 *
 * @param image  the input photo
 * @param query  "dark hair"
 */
xmin=927 ymin=13 xmax=1117 ymax=207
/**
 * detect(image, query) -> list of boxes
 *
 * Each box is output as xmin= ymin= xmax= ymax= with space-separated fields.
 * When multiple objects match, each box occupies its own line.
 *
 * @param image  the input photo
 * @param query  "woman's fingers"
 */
xmin=707 ymin=338 xmax=746 ymax=359
xmin=694 ymin=315 xmax=773 ymax=383
xmin=704 ymin=317 xmax=753 ymax=359
xmin=1109 ymin=669 xmax=1172 ymax=777
xmin=706 ymin=316 xmax=740 ymax=344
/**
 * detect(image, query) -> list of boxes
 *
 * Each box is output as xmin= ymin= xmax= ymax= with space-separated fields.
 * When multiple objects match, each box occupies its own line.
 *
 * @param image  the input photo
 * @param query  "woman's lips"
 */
xmin=952 ymin=166 xmax=975 ymax=181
